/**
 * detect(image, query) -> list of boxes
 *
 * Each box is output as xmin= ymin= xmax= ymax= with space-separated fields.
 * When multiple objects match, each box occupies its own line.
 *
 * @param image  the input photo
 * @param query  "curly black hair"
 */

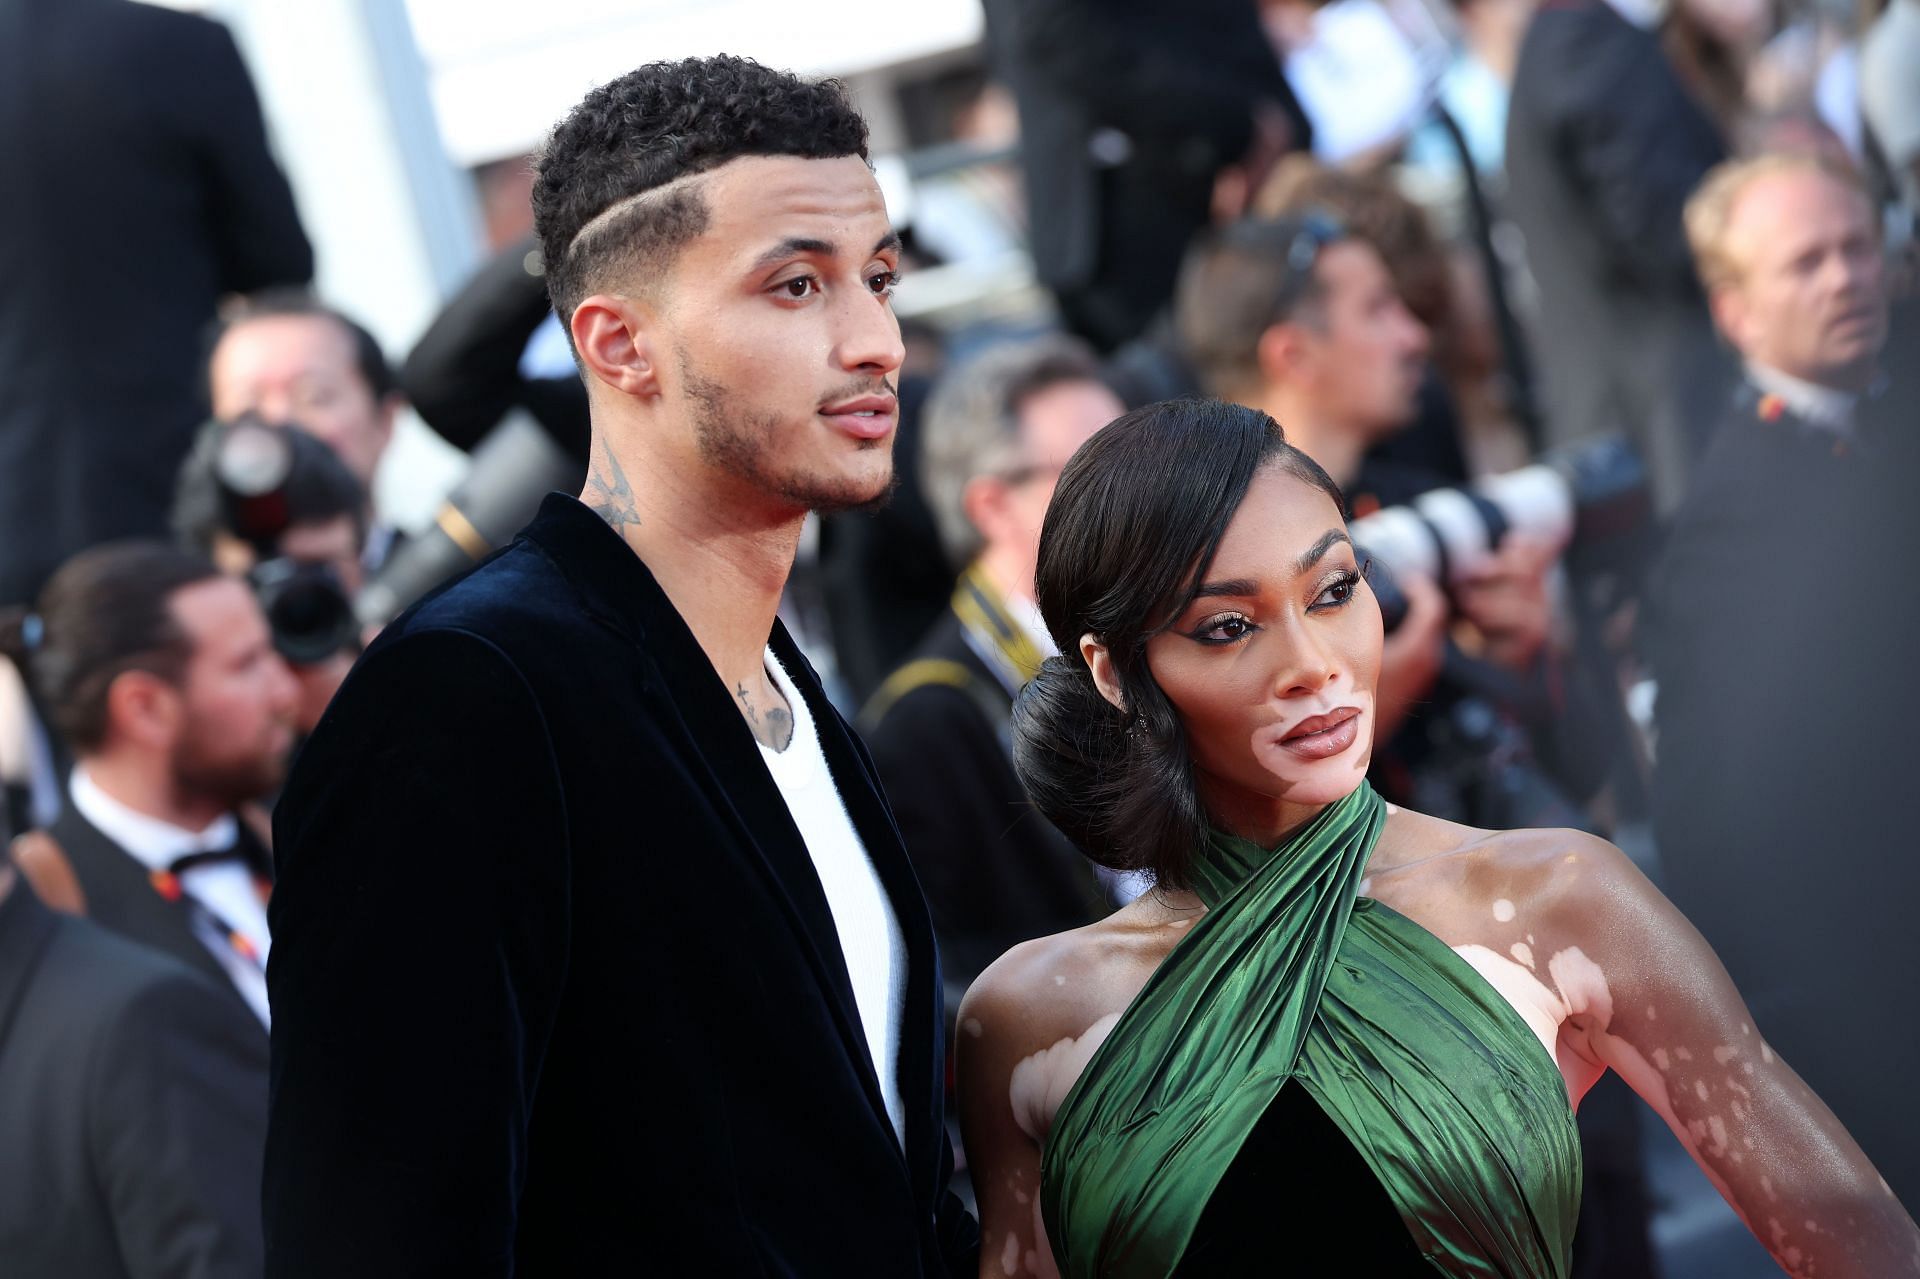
xmin=533 ymin=55 xmax=870 ymax=341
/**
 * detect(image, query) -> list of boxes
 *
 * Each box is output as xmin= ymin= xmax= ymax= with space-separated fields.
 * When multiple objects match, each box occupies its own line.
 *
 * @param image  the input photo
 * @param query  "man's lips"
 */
xmin=819 ymin=395 xmax=897 ymax=440
xmin=1829 ymin=308 xmax=1881 ymax=334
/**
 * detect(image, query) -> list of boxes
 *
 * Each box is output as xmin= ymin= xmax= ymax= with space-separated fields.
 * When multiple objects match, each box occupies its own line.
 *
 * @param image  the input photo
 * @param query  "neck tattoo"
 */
xmin=584 ymin=451 xmax=641 ymax=535
xmin=737 ymin=679 xmax=795 ymax=753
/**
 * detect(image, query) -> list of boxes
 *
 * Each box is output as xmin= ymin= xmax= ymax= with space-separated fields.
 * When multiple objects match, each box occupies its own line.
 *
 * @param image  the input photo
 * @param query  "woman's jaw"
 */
xmin=1248 ymin=689 xmax=1375 ymax=806
xmin=1193 ymin=691 xmax=1376 ymax=850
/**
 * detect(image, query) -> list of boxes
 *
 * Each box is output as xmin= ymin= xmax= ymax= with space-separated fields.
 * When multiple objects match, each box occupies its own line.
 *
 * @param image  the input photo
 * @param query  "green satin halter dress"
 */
xmin=1039 ymin=783 xmax=1582 ymax=1277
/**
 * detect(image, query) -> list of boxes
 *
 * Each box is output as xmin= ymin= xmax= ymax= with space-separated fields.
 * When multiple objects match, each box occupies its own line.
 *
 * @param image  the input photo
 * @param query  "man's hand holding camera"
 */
xmin=1452 ymin=533 xmax=1558 ymax=674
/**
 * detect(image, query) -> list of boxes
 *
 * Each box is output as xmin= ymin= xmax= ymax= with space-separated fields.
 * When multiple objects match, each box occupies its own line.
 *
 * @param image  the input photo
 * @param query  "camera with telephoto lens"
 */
xmin=354 ymin=409 xmax=582 ymax=629
xmin=211 ymin=417 xmax=364 ymax=665
xmin=1353 ymin=436 xmax=1650 ymax=632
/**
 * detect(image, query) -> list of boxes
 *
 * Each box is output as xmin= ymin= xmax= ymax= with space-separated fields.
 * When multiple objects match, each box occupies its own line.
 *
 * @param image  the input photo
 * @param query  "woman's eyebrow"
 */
xmin=1188 ymin=532 xmax=1353 ymax=603
xmin=1191 ymin=578 xmax=1260 ymax=601
xmin=1294 ymin=529 xmax=1352 ymax=576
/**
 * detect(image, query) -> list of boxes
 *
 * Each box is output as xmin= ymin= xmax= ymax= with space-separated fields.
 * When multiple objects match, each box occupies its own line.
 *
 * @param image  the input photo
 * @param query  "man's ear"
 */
xmin=373 ymin=392 xmax=403 ymax=451
xmin=103 ymin=670 xmax=181 ymax=753
xmin=1078 ymin=633 xmax=1127 ymax=712
xmin=571 ymin=295 xmax=659 ymax=398
xmin=1254 ymin=320 xmax=1309 ymax=388
xmin=961 ymin=475 xmax=1012 ymax=552
xmin=1708 ymin=284 xmax=1749 ymax=353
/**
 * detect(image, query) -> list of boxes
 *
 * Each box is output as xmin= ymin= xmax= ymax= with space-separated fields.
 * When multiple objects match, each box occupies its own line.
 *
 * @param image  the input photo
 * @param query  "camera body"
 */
xmin=210 ymin=417 xmax=364 ymax=665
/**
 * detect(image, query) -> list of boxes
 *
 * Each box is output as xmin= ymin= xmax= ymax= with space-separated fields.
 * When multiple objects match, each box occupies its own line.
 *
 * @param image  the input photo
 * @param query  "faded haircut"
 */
xmin=532 ymin=55 xmax=870 ymax=354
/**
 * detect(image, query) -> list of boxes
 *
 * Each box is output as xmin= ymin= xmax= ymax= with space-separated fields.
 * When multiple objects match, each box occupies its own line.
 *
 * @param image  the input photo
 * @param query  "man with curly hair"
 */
xmin=263 ymin=56 xmax=978 ymax=1276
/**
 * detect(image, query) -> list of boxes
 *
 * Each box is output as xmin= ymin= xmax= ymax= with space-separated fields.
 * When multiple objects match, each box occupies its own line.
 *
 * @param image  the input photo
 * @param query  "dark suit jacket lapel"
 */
xmin=522 ymin=497 xmax=908 ymax=1163
xmin=52 ymin=807 xmax=251 ymax=1021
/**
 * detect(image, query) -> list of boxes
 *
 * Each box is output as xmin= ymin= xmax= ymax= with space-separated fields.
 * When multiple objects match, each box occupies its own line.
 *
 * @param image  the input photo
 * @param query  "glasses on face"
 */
xmin=995 ymin=460 xmax=1067 ymax=489
xmin=1221 ymin=210 xmax=1348 ymax=322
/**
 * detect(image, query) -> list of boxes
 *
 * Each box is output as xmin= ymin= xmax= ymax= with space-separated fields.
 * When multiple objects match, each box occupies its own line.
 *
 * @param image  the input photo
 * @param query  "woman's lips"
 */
xmin=1276 ymin=707 xmax=1361 ymax=760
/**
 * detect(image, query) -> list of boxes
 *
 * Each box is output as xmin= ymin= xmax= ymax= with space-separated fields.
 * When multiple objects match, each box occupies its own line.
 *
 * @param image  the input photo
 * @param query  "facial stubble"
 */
xmin=679 ymin=354 xmax=897 ymax=515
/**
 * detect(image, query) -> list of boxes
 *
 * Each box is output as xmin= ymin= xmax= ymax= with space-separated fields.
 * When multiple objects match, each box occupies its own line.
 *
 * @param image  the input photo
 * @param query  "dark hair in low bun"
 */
xmin=1010 ymin=398 xmax=1343 ymax=889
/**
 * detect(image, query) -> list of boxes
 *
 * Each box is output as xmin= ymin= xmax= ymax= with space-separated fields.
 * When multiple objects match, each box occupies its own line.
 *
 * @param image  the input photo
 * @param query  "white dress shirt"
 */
xmin=69 ymin=768 xmax=272 ymax=1027
xmin=757 ymin=649 xmax=907 ymax=1148
xmin=1747 ymin=362 xmax=1862 ymax=435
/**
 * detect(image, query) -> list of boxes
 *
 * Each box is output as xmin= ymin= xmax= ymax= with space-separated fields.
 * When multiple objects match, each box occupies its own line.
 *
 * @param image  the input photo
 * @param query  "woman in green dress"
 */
xmin=956 ymin=399 xmax=1919 ymax=1278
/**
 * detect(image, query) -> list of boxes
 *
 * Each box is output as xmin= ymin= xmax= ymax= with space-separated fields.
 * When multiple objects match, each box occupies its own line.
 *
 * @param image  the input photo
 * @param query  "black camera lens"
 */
xmin=250 ymin=558 xmax=358 ymax=666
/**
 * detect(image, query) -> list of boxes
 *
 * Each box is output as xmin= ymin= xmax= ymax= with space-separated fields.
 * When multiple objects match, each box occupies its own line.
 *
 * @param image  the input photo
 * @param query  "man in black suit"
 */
xmin=863 ymin=337 xmax=1121 ymax=994
xmin=1504 ymin=0 xmax=1728 ymax=509
xmin=0 ymin=864 xmax=268 ymax=1278
xmin=264 ymin=57 xmax=977 ymax=1275
xmin=981 ymin=0 xmax=1311 ymax=352
xmin=1647 ymin=152 xmax=1920 ymax=1209
xmin=0 ymin=0 xmax=311 ymax=606
xmin=6 ymin=542 xmax=298 ymax=1035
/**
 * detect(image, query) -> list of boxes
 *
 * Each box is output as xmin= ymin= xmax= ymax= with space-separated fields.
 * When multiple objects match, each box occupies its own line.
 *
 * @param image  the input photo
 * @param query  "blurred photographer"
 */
xmin=205 ymin=292 xmax=405 ymax=575
xmin=1176 ymin=214 xmax=1569 ymax=752
xmin=174 ymin=418 xmax=368 ymax=737
xmin=1646 ymin=151 xmax=1920 ymax=1205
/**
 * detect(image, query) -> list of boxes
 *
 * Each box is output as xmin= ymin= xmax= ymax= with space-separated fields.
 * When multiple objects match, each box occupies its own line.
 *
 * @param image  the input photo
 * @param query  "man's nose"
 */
xmin=1402 ymin=307 xmax=1431 ymax=358
xmin=834 ymin=289 xmax=906 ymax=376
xmin=270 ymin=656 xmax=302 ymax=713
xmin=251 ymin=390 xmax=291 ymax=425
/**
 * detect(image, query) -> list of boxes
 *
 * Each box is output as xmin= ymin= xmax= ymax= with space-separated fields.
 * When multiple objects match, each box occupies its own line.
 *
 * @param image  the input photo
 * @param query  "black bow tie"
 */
xmin=166 ymin=845 xmax=247 ymax=877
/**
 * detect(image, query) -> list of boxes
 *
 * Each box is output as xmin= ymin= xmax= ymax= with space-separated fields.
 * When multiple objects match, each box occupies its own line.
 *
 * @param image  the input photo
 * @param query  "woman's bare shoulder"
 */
xmin=958 ymin=899 xmax=1201 ymax=1146
xmin=959 ymin=895 xmax=1196 ymax=1061
xmin=1373 ymin=806 xmax=1628 ymax=902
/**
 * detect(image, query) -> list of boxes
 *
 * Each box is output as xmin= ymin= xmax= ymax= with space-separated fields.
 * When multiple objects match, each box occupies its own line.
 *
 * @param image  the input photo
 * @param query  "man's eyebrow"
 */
xmin=749 ymin=237 xmax=836 ymax=274
xmin=1294 ymin=529 xmax=1353 ymax=576
xmin=747 ymin=231 xmax=901 ymax=277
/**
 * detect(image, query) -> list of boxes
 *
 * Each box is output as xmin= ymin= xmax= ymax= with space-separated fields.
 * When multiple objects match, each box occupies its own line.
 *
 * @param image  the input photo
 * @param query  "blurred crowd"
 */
xmin=0 ymin=0 xmax=1916 ymax=1274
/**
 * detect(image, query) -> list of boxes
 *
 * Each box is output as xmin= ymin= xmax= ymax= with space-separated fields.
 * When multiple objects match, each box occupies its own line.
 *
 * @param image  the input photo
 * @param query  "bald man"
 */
xmin=1646 ymin=152 xmax=1920 ymax=1211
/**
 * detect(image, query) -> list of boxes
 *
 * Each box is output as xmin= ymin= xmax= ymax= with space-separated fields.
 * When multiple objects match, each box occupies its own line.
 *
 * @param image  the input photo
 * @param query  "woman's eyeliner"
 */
xmin=1190 ymin=614 xmax=1254 ymax=645
xmin=1312 ymin=569 xmax=1362 ymax=611
xmin=1187 ymin=568 xmax=1363 ymax=645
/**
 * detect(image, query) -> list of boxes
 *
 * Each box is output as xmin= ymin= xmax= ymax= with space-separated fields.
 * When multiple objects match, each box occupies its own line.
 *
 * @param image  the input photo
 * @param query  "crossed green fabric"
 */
xmin=1039 ymin=783 xmax=1582 ymax=1277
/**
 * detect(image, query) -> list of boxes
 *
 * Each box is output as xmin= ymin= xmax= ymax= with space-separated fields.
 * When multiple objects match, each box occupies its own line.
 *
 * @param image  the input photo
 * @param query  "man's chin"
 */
xmin=808 ymin=466 xmax=899 ymax=515
xmin=773 ymin=452 xmax=898 ymax=515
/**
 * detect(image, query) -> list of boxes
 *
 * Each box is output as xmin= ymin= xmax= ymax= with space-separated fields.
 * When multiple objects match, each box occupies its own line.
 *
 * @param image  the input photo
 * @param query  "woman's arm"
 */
xmin=1539 ymin=837 xmax=1920 ymax=1277
xmin=956 ymin=959 xmax=1066 ymax=1279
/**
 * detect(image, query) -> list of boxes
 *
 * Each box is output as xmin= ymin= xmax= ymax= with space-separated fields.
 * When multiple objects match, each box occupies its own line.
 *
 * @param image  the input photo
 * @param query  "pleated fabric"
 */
xmin=1040 ymin=784 xmax=1581 ymax=1277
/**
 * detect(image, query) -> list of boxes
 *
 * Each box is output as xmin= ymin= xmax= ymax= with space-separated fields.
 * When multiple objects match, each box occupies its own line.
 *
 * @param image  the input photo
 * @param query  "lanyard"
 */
xmin=951 ymin=563 xmax=1046 ymax=698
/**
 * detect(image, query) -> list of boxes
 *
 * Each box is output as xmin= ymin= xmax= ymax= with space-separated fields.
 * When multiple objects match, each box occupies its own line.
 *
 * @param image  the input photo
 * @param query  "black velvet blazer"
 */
xmin=264 ymin=495 xmax=977 ymax=1276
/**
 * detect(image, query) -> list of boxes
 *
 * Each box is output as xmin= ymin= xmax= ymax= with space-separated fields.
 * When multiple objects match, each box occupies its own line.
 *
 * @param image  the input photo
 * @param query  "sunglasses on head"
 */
xmin=1221 ymin=210 xmax=1348 ymax=321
